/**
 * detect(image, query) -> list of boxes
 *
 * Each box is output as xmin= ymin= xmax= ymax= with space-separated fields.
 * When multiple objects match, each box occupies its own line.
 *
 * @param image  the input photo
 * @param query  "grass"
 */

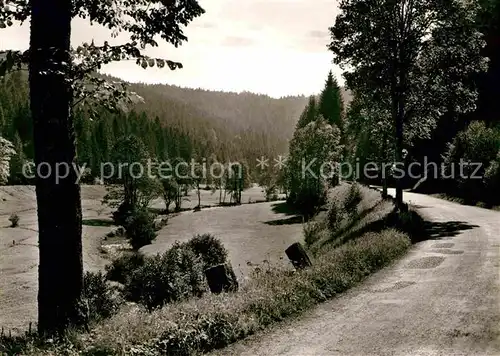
xmin=1 ymin=229 xmax=410 ymax=356
xmin=0 ymin=183 xmax=419 ymax=356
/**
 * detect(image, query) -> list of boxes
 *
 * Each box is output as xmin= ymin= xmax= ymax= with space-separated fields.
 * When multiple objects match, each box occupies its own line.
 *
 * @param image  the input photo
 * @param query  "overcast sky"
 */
xmin=0 ymin=0 xmax=342 ymax=98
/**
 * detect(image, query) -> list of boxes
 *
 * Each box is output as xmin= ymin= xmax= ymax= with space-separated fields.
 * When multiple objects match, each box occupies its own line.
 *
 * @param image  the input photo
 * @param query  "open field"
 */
xmin=0 ymin=185 xmax=300 ymax=333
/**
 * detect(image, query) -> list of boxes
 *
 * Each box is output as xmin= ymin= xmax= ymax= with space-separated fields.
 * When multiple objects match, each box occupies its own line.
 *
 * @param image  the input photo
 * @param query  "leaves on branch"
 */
xmin=0 ymin=0 xmax=204 ymax=114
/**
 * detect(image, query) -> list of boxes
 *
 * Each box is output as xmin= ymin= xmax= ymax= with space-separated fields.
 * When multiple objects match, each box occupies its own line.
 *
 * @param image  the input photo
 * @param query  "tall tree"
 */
xmin=0 ymin=0 xmax=204 ymax=335
xmin=330 ymin=0 xmax=485 ymax=208
xmin=296 ymin=96 xmax=318 ymax=129
xmin=318 ymin=71 xmax=344 ymax=134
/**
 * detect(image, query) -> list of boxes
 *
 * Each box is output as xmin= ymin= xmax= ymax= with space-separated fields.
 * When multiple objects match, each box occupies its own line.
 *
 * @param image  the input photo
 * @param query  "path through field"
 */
xmin=212 ymin=191 xmax=500 ymax=356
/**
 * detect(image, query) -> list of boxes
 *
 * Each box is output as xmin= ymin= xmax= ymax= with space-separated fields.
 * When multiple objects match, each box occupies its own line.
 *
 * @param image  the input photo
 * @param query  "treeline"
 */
xmin=336 ymin=0 xmax=500 ymax=207
xmin=0 ymin=71 xmax=312 ymax=184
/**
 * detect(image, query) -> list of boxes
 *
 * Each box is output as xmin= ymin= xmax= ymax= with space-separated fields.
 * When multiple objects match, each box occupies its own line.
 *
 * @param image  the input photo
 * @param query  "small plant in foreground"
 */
xmin=8 ymin=213 xmax=19 ymax=227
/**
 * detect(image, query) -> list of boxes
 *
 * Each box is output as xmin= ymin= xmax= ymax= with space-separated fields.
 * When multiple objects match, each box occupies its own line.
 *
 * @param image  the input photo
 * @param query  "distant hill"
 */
xmin=0 ymin=68 xmax=351 ymax=170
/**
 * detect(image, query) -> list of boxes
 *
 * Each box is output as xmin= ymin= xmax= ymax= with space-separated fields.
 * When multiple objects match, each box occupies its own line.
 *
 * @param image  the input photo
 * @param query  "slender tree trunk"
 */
xmin=394 ymin=73 xmax=407 ymax=209
xmin=30 ymin=0 xmax=84 ymax=335
xmin=381 ymin=134 xmax=388 ymax=199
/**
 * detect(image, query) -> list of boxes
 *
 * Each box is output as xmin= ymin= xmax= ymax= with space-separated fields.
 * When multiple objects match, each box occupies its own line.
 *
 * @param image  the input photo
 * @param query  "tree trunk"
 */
xmin=395 ymin=69 xmax=407 ymax=210
xmin=30 ymin=0 xmax=84 ymax=335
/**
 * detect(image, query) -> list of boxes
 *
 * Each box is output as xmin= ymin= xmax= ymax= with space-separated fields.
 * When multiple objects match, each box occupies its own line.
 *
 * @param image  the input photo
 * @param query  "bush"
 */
xmin=326 ymin=202 xmax=344 ymax=232
xmin=303 ymin=220 xmax=323 ymax=247
xmin=112 ymin=201 xmax=135 ymax=227
xmin=124 ymin=208 xmax=157 ymax=250
xmin=485 ymin=151 xmax=500 ymax=206
xmin=105 ymin=252 xmax=145 ymax=284
xmin=293 ymin=184 xmax=328 ymax=219
xmin=185 ymin=233 xmax=228 ymax=270
xmin=344 ymin=183 xmax=362 ymax=217
xmin=8 ymin=213 xmax=19 ymax=227
xmin=83 ymin=229 xmax=410 ymax=355
xmin=123 ymin=242 xmax=206 ymax=310
xmin=443 ymin=122 xmax=500 ymax=203
xmin=385 ymin=207 xmax=426 ymax=242
xmin=83 ymin=271 xmax=120 ymax=322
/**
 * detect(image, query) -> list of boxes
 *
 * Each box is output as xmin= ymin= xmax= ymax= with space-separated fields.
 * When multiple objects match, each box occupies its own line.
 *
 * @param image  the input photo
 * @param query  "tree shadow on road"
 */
xmin=422 ymin=221 xmax=479 ymax=240
xmin=263 ymin=215 xmax=304 ymax=226
xmin=270 ymin=202 xmax=299 ymax=216
xmin=82 ymin=218 xmax=114 ymax=227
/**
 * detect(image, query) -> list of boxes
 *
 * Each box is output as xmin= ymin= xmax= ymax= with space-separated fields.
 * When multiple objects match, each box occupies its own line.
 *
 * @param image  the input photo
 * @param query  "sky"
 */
xmin=0 ymin=0 xmax=343 ymax=98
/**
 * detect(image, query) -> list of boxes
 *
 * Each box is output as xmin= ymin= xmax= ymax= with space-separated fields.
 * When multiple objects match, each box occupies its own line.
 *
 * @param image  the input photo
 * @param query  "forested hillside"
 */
xmin=0 ymin=71 xmax=328 ymax=183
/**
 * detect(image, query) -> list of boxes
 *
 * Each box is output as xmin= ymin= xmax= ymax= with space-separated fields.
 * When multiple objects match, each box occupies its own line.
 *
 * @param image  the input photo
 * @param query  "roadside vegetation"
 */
xmin=0 ymin=183 xmax=423 ymax=355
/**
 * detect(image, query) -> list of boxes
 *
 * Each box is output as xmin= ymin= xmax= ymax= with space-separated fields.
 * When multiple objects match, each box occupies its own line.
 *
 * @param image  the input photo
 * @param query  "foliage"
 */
xmin=8 ymin=213 xmax=19 ymax=227
xmin=318 ymin=71 xmax=344 ymax=134
xmin=124 ymin=208 xmax=158 ymax=250
xmin=303 ymin=220 xmax=324 ymax=247
xmin=286 ymin=116 xmax=342 ymax=217
xmin=112 ymin=200 xmax=135 ymax=227
xmin=0 ymin=1 xmax=206 ymax=115
xmin=443 ymin=121 xmax=500 ymax=204
xmin=344 ymin=183 xmax=362 ymax=218
xmin=123 ymin=242 xmax=206 ymax=310
xmin=330 ymin=0 xmax=487 ymax=206
xmin=0 ymin=136 xmax=14 ymax=184
xmin=105 ymin=252 xmax=146 ymax=284
xmin=296 ymin=96 xmax=318 ymax=129
xmin=185 ymin=233 xmax=229 ymax=270
xmin=64 ymin=229 xmax=409 ymax=356
xmin=326 ymin=201 xmax=344 ymax=232
xmin=384 ymin=207 xmax=427 ymax=242
xmin=485 ymin=150 xmax=500 ymax=200
xmin=82 ymin=271 xmax=121 ymax=323
xmin=160 ymin=177 xmax=179 ymax=213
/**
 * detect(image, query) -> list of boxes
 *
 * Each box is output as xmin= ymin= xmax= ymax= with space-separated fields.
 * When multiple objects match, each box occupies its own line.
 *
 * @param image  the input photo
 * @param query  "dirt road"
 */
xmin=213 ymin=191 xmax=500 ymax=356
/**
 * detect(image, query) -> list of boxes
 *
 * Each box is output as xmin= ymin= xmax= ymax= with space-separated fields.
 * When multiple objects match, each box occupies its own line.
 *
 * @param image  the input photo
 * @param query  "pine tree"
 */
xmin=296 ymin=96 xmax=317 ymax=129
xmin=318 ymin=71 xmax=344 ymax=134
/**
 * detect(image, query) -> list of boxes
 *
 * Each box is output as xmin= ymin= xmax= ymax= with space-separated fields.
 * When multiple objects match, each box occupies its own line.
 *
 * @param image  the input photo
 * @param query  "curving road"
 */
xmin=212 ymin=191 xmax=500 ymax=356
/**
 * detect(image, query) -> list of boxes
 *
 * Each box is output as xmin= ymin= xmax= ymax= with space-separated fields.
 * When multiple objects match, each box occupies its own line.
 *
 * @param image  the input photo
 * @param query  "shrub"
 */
xmin=185 ymin=233 xmax=228 ymax=269
xmin=112 ymin=201 xmax=135 ymax=227
xmin=344 ymin=183 xmax=362 ymax=218
xmin=443 ymin=122 xmax=500 ymax=203
xmin=124 ymin=208 xmax=157 ymax=250
xmin=83 ymin=229 xmax=410 ymax=355
xmin=83 ymin=271 xmax=120 ymax=322
xmin=293 ymin=184 xmax=328 ymax=219
xmin=303 ymin=220 xmax=323 ymax=247
xmin=385 ymin=207 xmax=426 ymax=242
xmin=485 ymin=151 xmax=500 ymax=206
xmin=105 ymin=252 xmax=145 ymax=284
xmin=8 ymin=213 xmax=19 ymax=227
xmin=123 ymin=242 xmax=206 ymax=310
xmin=326 ymin=202 xmax=344 ymax=232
